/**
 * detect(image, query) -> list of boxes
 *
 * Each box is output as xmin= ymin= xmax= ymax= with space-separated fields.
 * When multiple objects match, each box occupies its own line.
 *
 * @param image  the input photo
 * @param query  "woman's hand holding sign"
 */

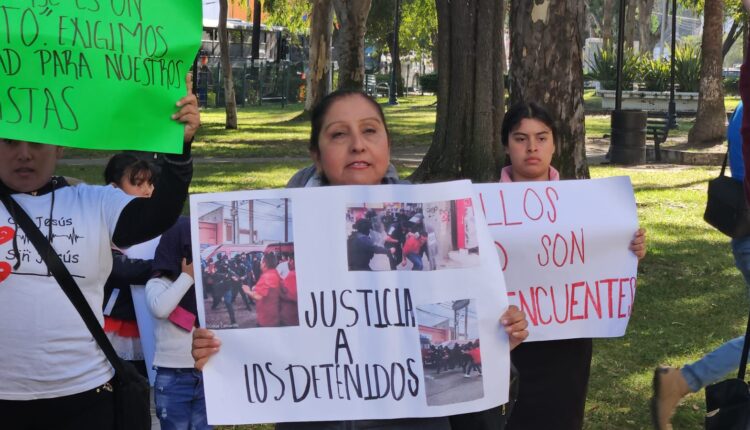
xmin=192 ymin=328 xmax=220 ymax=371
xmin=502 ymin=305 xmax=528 ymax=351
xmin=629 ymin=228 xmax=647 ymax=260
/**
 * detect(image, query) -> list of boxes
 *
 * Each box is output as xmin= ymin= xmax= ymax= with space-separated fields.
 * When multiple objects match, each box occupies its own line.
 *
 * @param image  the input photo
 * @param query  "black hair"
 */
xmin=354 ymin=218 xmax=372 ymax=234
xmin=309 ymin=89 xmax=390 ymax=155
xmin=103 ymin=153 xmax=158 ymax=187
xmin=262 ymin=252 xmax=278 ymax=269
xmin=501 ymin=102 xmax=557 ymax=147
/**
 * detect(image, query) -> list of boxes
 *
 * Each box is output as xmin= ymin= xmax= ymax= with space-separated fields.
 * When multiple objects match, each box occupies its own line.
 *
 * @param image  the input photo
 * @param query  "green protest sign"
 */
xmin=0 ymin=0 xmax=202 ymax=153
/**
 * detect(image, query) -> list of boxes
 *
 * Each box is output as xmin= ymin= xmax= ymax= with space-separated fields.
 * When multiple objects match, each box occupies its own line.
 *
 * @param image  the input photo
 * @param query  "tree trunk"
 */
xmin=251 ymin=0 xmax=262 ymax=61
xmin=687 ymin=0 xmax=726 ymax=145
xmin=637 ymin=0 xmax=660 ymax=56
xmin=332 ymin=0 xmax=372 ymax=91
xmin=624 ymin=0 xmax=637 ymax=50
xmin=305 ymin=0 xmax=333 ymax=114
xmin=385 ymin=33 xmax=405 ymax=97
xmin=430 ymin=31 xmax=438 ymax=72
xmin=411 ymin=0 xmax=505 ymax=182
xmin=509 ymin=0 xmax=589 ymax=179
xmin=219 ymin=0 xmax=238 ymax=129
xmin=392 ymin=0 xmax=404 ymax=97
xmin=602 ymin=0 xmax=614 ymax=47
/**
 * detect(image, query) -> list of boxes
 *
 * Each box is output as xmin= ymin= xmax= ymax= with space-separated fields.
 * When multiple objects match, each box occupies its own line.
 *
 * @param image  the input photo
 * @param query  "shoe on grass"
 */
xmin=651 ymin=366 xmax=690 ymax=430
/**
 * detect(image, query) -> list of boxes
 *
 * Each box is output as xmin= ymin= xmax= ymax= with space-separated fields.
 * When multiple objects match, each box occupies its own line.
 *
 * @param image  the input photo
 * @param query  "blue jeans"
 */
xmin=682 ymin=237 xmax=750 ymax=392
xmin=406 ymin=253 xmax=423 ymax=271
xmin=154 ymin=367 xmax=212 ymax=430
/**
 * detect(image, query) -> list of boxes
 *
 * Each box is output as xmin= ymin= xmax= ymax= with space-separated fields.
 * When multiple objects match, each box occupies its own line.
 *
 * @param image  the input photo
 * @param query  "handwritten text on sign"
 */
xmin=474 ymin=176 xmax=639 ymax=341
xmin=0 ymin=0 xmax=202 ymax=153
xmin=190 ymin=181 xmax=510 ymax=424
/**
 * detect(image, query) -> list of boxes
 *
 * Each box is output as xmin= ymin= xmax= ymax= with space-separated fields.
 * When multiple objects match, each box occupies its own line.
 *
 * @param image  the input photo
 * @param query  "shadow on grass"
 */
xmin=633 ymin=178 xmax=709 ymax=193
xmin=586 ymin=222 xmax=744 ymax=428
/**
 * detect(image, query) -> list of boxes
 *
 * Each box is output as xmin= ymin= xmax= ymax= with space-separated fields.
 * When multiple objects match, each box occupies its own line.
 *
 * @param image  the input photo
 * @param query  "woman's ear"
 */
xmin=310 ymin=150 xmax=322 ymax=173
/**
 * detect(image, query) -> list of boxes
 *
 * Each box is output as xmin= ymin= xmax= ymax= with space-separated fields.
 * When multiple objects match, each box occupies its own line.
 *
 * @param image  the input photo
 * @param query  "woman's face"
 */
xmin=116 ymin=171 xmax=154 ymax=198
xmin=506 ymin=118 xmax=555 ymax=182
xmin=0 ymin=140 xmax=63 ymax=192
xmin=313 ymin=95 xmax=390 ymax=186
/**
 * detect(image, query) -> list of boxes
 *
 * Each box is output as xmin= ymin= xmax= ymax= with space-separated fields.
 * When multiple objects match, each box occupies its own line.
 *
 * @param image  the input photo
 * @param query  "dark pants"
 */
xmin=0 ymin=380 xmax=115 ymax=430
xmin=506 ymin=338 xmax=593 ymax=430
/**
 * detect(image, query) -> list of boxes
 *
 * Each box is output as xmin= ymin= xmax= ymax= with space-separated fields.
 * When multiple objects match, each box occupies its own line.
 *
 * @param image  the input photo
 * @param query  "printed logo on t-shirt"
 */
xmin=1 ymin=217 xmax=86 ymax=279
xmin=0 ymin=226 xmax=13 ymax=282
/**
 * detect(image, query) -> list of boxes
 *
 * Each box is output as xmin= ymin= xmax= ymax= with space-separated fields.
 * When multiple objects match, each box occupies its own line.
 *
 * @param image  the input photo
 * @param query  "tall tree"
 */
xmin=636 ymin=0 xmax=660 ymax=54
xmin=411 ymin=0 xmax=505 ymax=182
xmin=306 ymin=0 xmax=334 ymax=113
xmin=265 ymin=0 xmax=333 ymax=115
xmin=219 ymin=0 xmax=238 ymax=129
xmin=332 ymin=0 xmax=372 ymax=90
xmin=390 ymin=0 xmax=403 ymax=97
xmin=366 ymin=0 xmax=437 ymax=94
xmin=509 ymin=0 xmax=588 ymax=179
xmin=687 ymin=0 xmax=726 ymax=145
xmin=601 ymin=0 xmax=614 ymax=46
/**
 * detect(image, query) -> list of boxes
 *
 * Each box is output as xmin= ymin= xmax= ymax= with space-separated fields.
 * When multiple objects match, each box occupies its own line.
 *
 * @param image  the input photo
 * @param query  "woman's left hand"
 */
xmin=629 ymin=228 xmax=647 ymax=260
xmin=500 ymin=305 xmax=528 ymax=351
xmin=173 ymin=73 xmax=201 ymax=144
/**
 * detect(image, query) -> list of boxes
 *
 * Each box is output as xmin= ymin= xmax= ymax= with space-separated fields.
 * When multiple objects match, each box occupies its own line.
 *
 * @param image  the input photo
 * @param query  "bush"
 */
xmin=724 ymin=76 xmax=740 ymax=95
xmin=375 ymin=73 xmax=391 ymax=84
xmin=640 ymin=58 xmax=670 ymax=91
xmin=587 ymin=44 xmax=641 ymax=90
xmin=674 ymin=43 xmax=700 ymax=92
xmin=419 ymin=72 xmax=438 ymax=93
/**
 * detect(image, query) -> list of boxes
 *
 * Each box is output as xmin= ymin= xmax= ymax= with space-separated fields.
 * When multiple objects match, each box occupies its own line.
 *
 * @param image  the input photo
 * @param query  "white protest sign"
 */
xmin=190 ymin=181 xmax=510 ymax=425
xmin=474 ymin=176 xmax=639 ymax=342
xmin=124 ymin=236 xmax=160 ymax=386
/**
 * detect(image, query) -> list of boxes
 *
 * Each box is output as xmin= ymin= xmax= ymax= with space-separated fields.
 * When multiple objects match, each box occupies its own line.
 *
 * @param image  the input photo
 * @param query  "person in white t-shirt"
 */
xmin=0 ymin=76 xmax=200 ymax=430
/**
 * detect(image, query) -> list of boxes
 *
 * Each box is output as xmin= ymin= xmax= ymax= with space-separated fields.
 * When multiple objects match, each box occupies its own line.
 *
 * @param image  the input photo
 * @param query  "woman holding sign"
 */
xmin=0 ymin=75 xmax=199 ymax=430
xmin=193 ymin=89 xmax=529 ymax=429
xmin=499 ymin=102 xmax=646 ymax=430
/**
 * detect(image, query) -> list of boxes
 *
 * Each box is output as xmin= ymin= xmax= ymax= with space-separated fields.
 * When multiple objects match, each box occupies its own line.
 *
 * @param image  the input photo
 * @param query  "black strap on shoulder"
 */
xmin=738 ymin=309 xmax=750 ymax=380
xmin=0 ymin=192 xmax=126 ymax=376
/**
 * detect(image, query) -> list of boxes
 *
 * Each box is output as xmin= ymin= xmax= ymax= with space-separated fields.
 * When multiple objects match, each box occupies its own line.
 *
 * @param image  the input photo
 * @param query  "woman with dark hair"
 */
xmin=104 ymin=153 xmax=159 ymax=198
xmin=193 ymin=89 xmax=529 ymax=430
xmin=102 ymin=154 xmax=160 ymax=378
xmin=500 ymin=102 xmax=646 ymax=430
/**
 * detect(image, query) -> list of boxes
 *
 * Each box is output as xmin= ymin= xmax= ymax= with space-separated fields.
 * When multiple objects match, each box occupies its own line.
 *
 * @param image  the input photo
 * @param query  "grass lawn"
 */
xmin=55 ymin=161 xmax=741 ymax=429
xmin=62 ymin=93 xmax=738 ymax=162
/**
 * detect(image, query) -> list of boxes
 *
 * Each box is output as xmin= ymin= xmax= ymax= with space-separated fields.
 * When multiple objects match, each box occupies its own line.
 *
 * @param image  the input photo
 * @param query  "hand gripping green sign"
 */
xmin=0 ymin=0 xmax=202 ymax=153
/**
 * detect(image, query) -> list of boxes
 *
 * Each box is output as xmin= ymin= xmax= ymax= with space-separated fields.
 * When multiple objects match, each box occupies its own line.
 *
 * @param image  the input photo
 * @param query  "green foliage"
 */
xmin=724 ymin=76 xmax=740 ymax=95
xmin=419 ymin=72 xmax=438 ymax=93
xmin=587 ymin=45 xmax=642 ymax=90
xmin=366 ymin=0 xmax=437 ymax=62
xmin=399 ymin=0 xmax=437 ymax=60
xmin=264 ymin=0 xmax=311 ymax=34
xmin=640 ymin=58 xmax=671 ymax=92
xmin=375 ymin=73 xmax=391 ymax=84
xmin=588 ymin=43 xmax=700 ymax=93
xmin=674 ymin=43 xmax=701 ymax=92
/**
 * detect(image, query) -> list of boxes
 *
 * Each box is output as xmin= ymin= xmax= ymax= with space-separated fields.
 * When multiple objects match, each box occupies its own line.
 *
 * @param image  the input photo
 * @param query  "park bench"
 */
xmin=364 ymin=74 xmax=390 ymax=98
xmin=646 ymin=111 xmax=670 ymax=162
